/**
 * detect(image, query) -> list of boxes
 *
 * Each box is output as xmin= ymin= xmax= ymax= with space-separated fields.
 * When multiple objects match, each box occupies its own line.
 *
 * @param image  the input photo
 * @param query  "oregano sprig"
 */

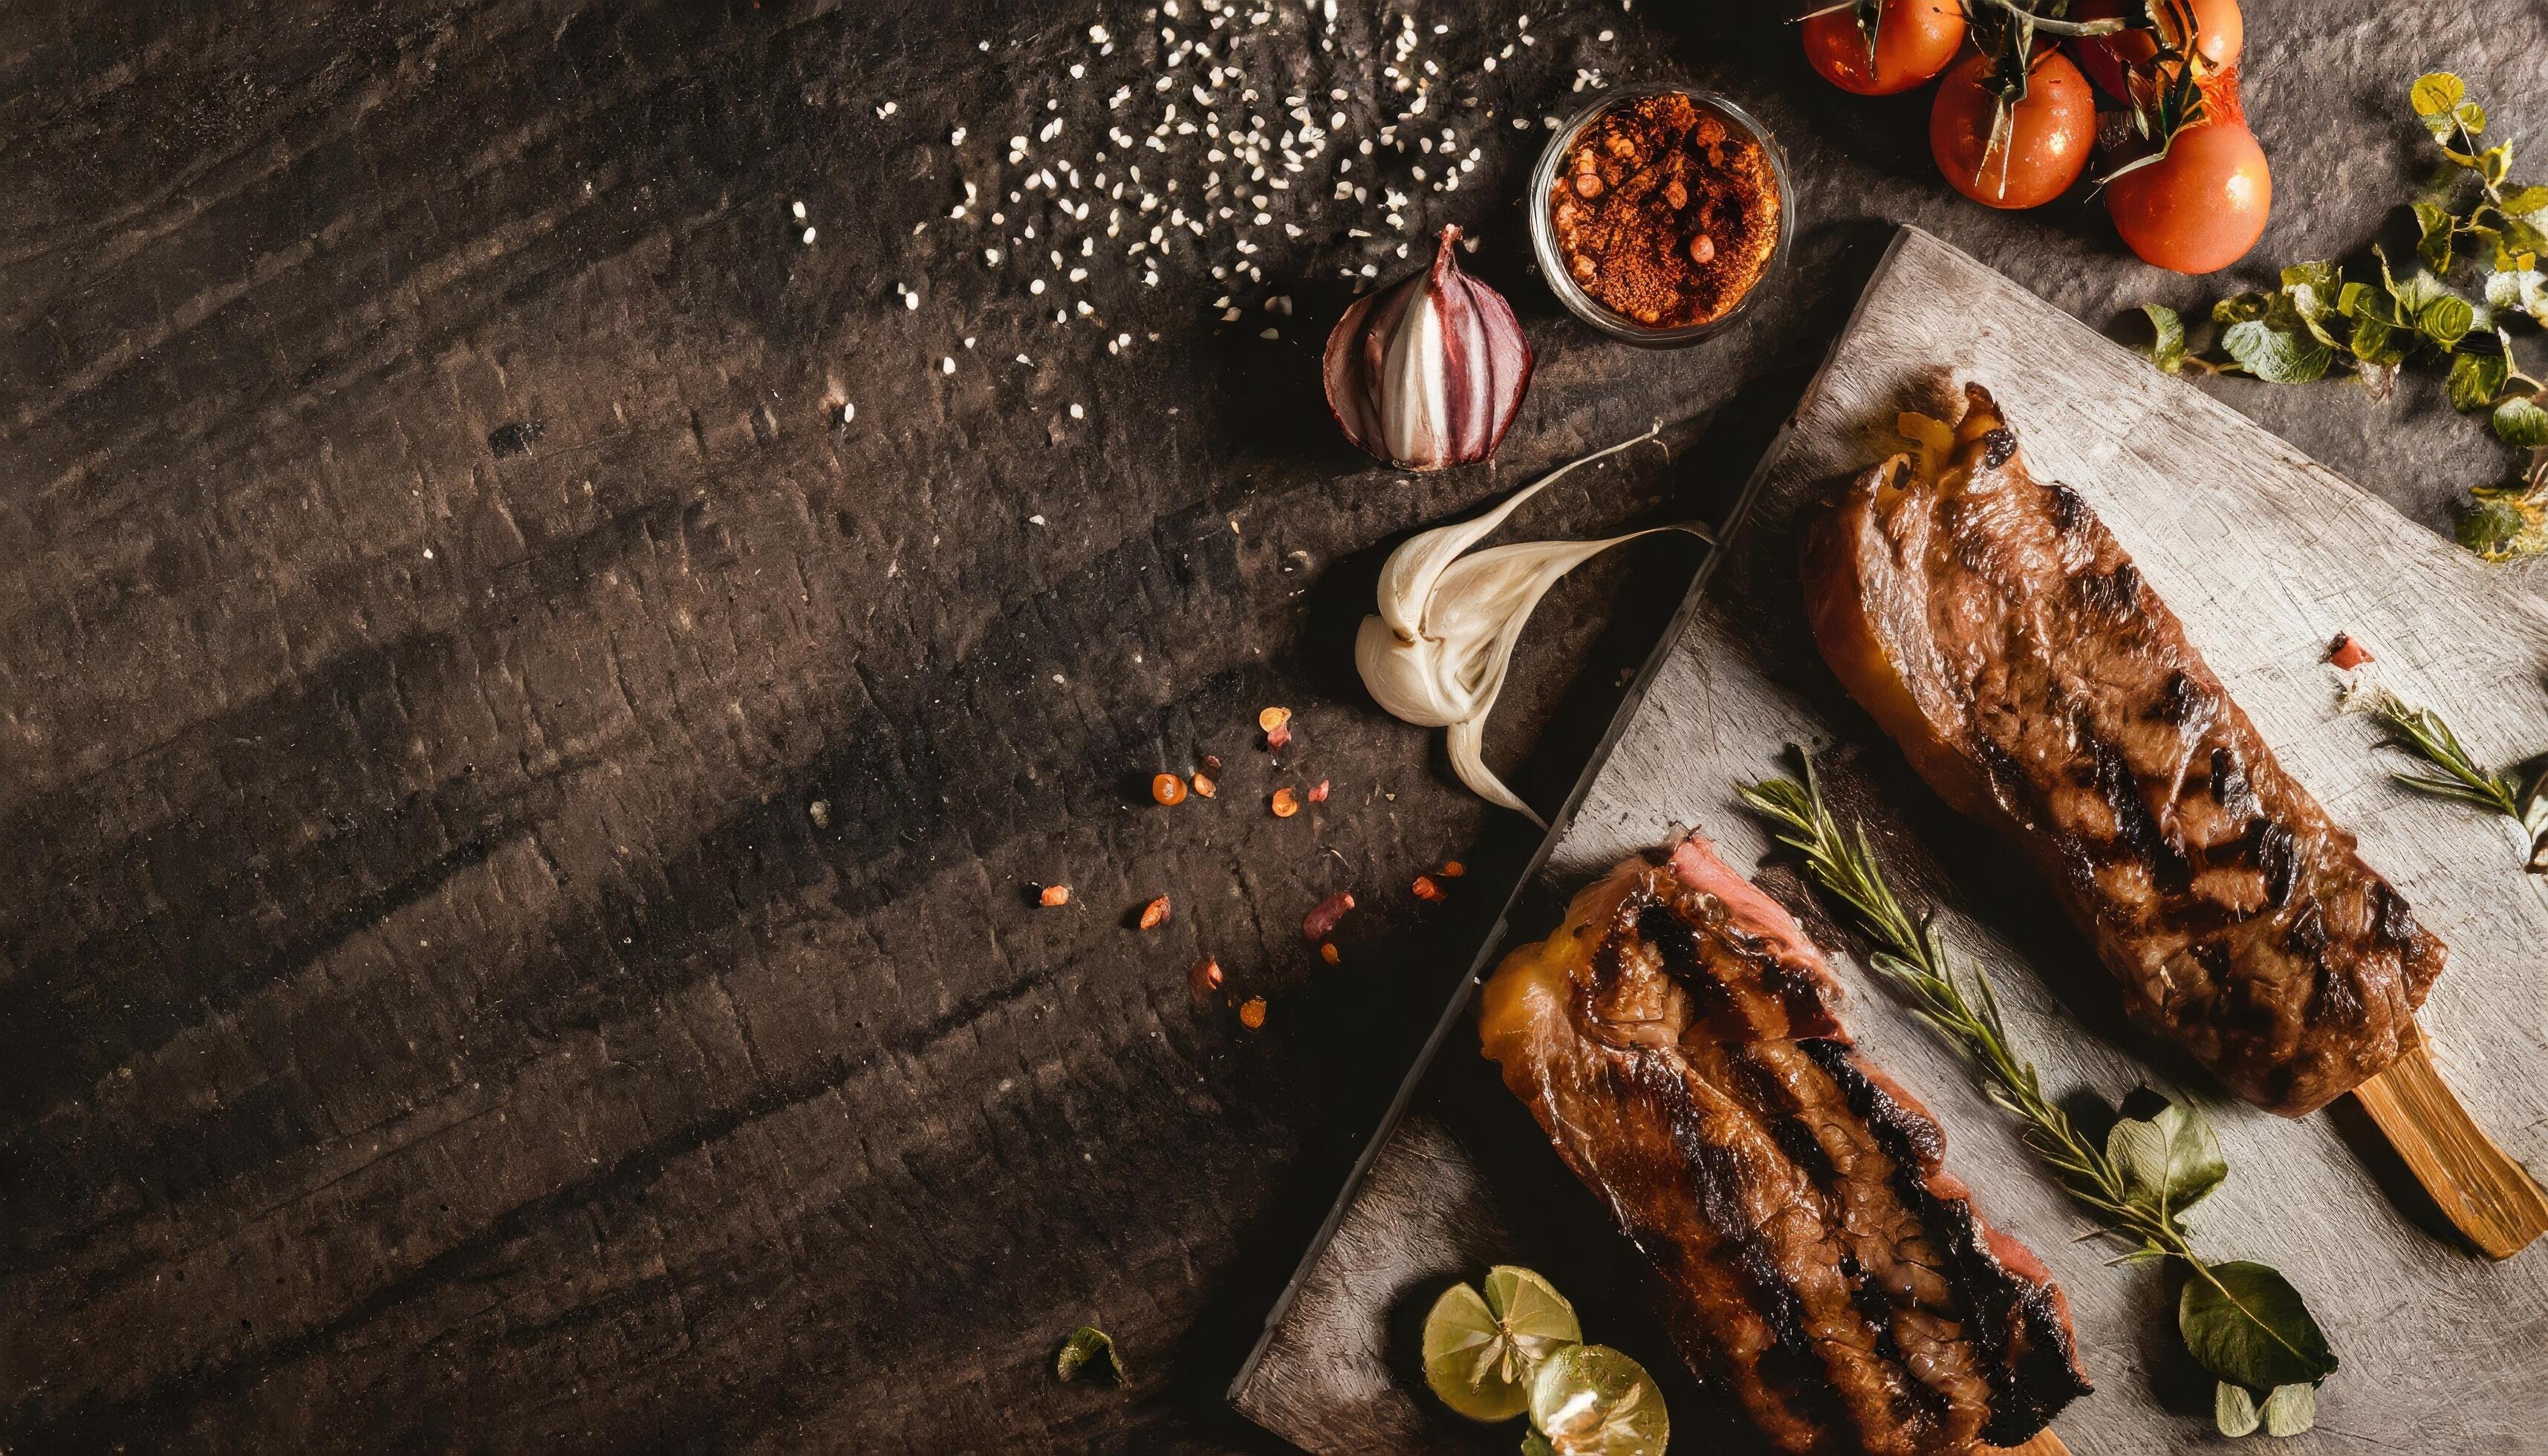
xmin=2130 ymin=73 xmax=2548 ymax=560
xmin=1740 ymin=748 xmax=2339 ymax=1438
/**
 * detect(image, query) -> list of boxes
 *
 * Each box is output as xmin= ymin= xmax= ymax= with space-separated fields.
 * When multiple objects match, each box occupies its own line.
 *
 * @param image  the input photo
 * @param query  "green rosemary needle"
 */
xmin=2347 ymin=684 xmax=2548 ymax=871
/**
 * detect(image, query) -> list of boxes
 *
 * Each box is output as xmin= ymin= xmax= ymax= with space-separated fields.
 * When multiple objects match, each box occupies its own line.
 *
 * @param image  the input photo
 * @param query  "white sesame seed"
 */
xmin=802 ymin=227 xmax=817 ymax=244
xmin=1069 ymin=403 xmax=1085 ymax=419
xmin=792 ymin=200 xmax=807 ymax=220
xmin=940 ymin=357 xmax=956 ymax=374
xmin=842 ymin=402 xmax=855 ymax=424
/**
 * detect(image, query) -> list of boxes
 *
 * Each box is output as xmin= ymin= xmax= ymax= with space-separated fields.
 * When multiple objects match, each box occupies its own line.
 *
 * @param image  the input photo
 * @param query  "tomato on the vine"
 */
xmin=2106 ymin=118 xmax=2272 ymax=273
xmin=1802 ymin=0 xmax=1967 ymax=97
xmin=2070 ymin=0 xmax=2244 ymax=103
xmin=1929 ymin=50 xmax=2096 ymax=210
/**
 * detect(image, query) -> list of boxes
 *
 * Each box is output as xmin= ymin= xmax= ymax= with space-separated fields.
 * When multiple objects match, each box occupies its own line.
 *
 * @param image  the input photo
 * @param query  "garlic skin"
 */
xmin=1323 ymin=226 xmax=1534 ymax=472
xmin=1356 ymin=426 xmax=1683 ymax=826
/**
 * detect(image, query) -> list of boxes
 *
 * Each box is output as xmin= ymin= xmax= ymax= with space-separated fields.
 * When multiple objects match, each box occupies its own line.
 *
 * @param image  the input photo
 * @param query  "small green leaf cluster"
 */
xmin=2131 ymin=73 xmax=2548 ymax=561
xmin=1741 ymin=749 xmax=2339 ymax=1437
xmin=1056 ymin=1325 xmax=1127 ymax=1387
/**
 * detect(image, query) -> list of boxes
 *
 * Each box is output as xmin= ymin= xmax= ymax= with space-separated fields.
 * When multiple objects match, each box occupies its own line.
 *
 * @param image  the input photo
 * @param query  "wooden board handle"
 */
xmin=1982 ymin=1430 xmax=2069 ymax=1456
xmin=2352 ymin=1030 xmax=2548 ymax=1260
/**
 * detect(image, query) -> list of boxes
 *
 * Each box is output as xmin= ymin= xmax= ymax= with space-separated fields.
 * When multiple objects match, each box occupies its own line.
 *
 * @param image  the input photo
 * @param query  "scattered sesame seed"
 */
xmin=940 ymin=357 xmax=956 ymax=374
xmin=801 ymin=227 xmax=817 ymax=244
xmin=791 ymin=200 xmax=807 ymax=220
xmin=1068 ymin=403 xmax=1085 ymax=419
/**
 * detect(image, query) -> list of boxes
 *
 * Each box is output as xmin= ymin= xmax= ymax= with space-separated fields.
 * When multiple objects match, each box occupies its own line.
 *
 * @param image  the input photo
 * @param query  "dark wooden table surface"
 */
xmin=4 ymin=2 xmax=2535 ymax=1449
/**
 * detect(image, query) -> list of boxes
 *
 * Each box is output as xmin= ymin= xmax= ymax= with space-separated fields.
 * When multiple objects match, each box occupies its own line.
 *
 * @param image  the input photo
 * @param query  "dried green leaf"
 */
xmin=2386 ymin=264 xmax=2453 ymax=318
xmin=2107 ymin=1099 xmax=2229 ymax=1219
xmin=1056 ymin=1325 xmax=1128 ymax=1386
xmin=2495 ymin=394 xmax=2548 ymax=449
xmin=2495 ymin=215 xmax=2548 ymax=271
xmin=2180 ymin=1260 xmax=2340 ymax=1394
xmin=2420 ymin=293 xmax=2477 ymax=350
xmin=2215 ymin=1381 xmax=2263 ymax=1438
xmin=2336 ymin=280 xmax=2375 ymax=319
xmin=2138 ymin=304 xmax=2188 ymax=374
xmin=2220 ymin=320 xmax=2333 ymax=383
xmin=2211 ymin=292 xmax=2272 ymax=325
xmin=2481 ymin=140 xmax=2513 ymax=185
xmin=2448 ymin=350 xmax=2511 ymax=412
xmin=2263 ymin=1382 xmax=2319 ymax=1437
xmin=2279 ymin=260 xmax=2341 ymax=296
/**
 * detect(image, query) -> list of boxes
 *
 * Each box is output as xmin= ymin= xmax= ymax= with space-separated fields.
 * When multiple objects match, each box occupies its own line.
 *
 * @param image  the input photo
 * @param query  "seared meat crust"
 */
xmin=1801 ymin=384 xmax=2445 ymax=1117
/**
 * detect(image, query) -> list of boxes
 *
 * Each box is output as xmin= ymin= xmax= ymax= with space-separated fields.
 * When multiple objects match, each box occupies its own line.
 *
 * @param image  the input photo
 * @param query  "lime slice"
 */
xmin=1421 ymin=1265 xmax=1582 ymax=1422
xmin=1527 ymin=1344 xmax=1669 ymax=1456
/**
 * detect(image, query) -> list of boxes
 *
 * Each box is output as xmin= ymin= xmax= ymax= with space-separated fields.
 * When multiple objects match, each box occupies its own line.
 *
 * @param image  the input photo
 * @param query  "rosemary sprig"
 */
xmin=2347 ymin=684 xmax=2548 ymax=871
xmin=1739 ymin=748 xmax=2338 ymax=1436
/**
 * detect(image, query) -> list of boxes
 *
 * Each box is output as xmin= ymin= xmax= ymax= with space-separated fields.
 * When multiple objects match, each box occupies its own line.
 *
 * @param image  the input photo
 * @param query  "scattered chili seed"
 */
xmin=1307 ymin=779 xmax=1330 ymax=803
xmin=1258 ymin=706 xmax=1292 ymax=733
xmin=1413 ymin=874 xmax=1446 ymax=902
xmin=2328 ymin=632 xmax=2374 ymax=670
xmin=1271 ymin=787 xmax=1301 ymax=818
xmin=1303 ymin=891 xmax=1355 ymax=940
xmin=1440 ymin=860 xmax=1466 ymax=877
xmin=1039 ymin=885 xmax=1072 ymax=907
xmin=1319 ymin=942 xmax=1340 ymax=965
xmin=1265 ymin=722 xmax=1293 ymax=752
xmin=1239 ymin=996 xmax=1268 ymax=1029
xmin=1189 ymin=956 xmax=1223 ymax=998
xmin=1138 ymin=896 xmax=1171 ymax=930
xmin=1202 ymin=753 xmax=1223 ymax=773
xmin=1151 ymin=773 xmax=1189 ymax=806
xmin=1191 ymin=772 xmax=1217 ymax=798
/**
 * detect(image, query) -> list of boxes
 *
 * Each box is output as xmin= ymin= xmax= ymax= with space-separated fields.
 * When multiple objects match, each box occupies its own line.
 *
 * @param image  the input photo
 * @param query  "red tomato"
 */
xmin=1802 ymin=0 xmax=1967 ymax=97
xmin=2107 ymin=118 xmax=2272 ymax=273
xmin=2070 ymin=0 xmax=2244 ymax=103
xmin=1929 ymin=51 xmax=2096 ymax=209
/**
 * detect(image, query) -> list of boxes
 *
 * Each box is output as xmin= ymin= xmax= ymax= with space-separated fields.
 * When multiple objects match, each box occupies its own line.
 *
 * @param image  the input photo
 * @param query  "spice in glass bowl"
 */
xmin=1546 ymin=92 xmax=1783 ymax=332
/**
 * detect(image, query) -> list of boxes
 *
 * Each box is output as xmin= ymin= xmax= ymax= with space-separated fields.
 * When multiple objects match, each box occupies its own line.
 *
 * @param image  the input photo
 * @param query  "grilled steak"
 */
xmin=1480 ymin=836 xmax=2090 ymax=1455
xmin=1801 ymin=383 xmax=2445 ymax=1117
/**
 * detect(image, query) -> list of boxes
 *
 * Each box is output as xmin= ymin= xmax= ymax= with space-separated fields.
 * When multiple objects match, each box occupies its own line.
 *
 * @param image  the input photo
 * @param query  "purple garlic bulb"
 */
xmin=1322 ymin=227 xmax=1534 ymax=472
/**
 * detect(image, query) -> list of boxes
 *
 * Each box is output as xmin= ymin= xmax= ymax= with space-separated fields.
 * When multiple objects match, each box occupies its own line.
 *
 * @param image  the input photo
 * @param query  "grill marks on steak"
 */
xmin=1479 ymin=838 xmax=2090 ymax=1455
xmin=1801 ymin=383 xmax=2445 ymax=1116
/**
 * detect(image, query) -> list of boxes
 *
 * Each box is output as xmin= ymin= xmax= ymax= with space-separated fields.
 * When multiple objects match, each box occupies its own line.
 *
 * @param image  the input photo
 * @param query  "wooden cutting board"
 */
xmin=1229 ymin=226 xmax=2548 ymax=1455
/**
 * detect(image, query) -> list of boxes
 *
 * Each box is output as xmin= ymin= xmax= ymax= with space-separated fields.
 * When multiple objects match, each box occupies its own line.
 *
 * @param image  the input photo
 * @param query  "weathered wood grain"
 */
xmin=1238 ymin=228 xmax=2548 ymax=1454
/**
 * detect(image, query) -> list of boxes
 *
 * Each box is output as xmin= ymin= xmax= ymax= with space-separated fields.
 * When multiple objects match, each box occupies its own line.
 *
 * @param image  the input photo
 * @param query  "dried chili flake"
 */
xmin=1264 ymin=722 xmax=1293 ymax=752
xmin=1319 ymin=942 xmax=1340 ymax=965
xmin=1271 ymin=787 xmax=1301 ymax=818
xmin=1307 ymin=779 xmax=1330 ymax=804
xmin=1189 ymin=955 xmax=1223 ymax=998
xmin=1151 ymin=773 xmax=1189 ymax=806
xmin=1440 ymin=860 xmax=1466 ymax=877
xmin=1258 ymin=706 xmax=1292 ymax=733
xmin=1303 ymin=891 xmax=1355 ymax=940
xmin=1202 ymin=753 xmax=1223 ymax=773
xmin=1191 ymin=772 xmax=1218 ymax=798
xmin=1239 ymin=996 xmax=1268 ymax=1029
xmin=1137 ymin=896 xmax=1171 ymax=929
xmin=1039 ymin=885 xmax=1072 ymax=907
xmin=1413 ymin=874 xmax=1446 ymax=902
xmin=2328 ymin=632 xmax=2374 ymax=670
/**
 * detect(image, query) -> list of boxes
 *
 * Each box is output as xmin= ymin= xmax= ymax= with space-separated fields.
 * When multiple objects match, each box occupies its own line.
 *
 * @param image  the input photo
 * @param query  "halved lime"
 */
xmin=1527 ymin=1344 xmax=1669 ymax=1456
xmin=1421 ymin=1265 xmax=1582 ymax=1423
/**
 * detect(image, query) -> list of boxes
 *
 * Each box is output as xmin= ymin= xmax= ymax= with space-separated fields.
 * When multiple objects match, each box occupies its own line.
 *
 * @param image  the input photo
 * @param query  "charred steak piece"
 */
xmin=1802 ymin=383 xmax=2445 ymax=1117
xmin=1481 ymin=836 xmax=2090 ymax=1455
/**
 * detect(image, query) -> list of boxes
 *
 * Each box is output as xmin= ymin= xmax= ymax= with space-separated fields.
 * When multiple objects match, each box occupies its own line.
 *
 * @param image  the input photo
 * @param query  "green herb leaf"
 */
xmin=2448 ymin=350 xmax=2511 ymax=412
xmin=2215 ymin=1380 xmax=2263 ymax=1438
xmin=2263 ymin=1382 xmax=2320 ymax=1437
xmin=2180 ymin=1260 xmax=2340 ymax=1394
xmin=2414 ymin=201 xmax=2457 ymax=274
xmin=2460 ymin=486 xmax=2548 ymax=561
xmin=2501 ymin=184 xmax=2548 ymax=218
xmin=2385 ymin=264 xmax=2453 ymax=318
xmin=2335 ymin=279 xmax=2375 ymax=319
xmin=2410 ymin=72 xmax=2466 ymax=126
xmin=1056 ymin=1325 xmax=1128 ymax=1386
xmin=2495 ymin=394 xmax=2548 ymax=449
xmin=2495 ymin=214 xmax=2548 ymax=271
xmin=2419 ymin=293 xmax=2477 ymax=350
xmin=2220 ymin=320 xmax=2333 ymax=383
xmin=2106 ymin=1099 xmax=2229 ymax=1219
xmin=2139 ymin=304 xmax=2188 ymax=374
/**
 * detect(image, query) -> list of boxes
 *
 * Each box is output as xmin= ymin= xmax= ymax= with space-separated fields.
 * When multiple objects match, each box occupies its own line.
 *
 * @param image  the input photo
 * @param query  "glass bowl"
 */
xmin=1527 ymin=85 xmax=1796 ymax=348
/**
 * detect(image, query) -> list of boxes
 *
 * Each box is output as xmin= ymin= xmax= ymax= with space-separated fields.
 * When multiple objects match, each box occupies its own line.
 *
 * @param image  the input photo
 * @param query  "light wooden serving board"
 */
xmin=1231 ymin=227 xmax=2548 ymax=1455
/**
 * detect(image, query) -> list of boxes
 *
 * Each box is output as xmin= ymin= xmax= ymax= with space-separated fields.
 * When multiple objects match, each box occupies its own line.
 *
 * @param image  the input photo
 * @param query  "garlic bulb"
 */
xmin=1358 ymin=425 xmax=1697 ymax=826
xmin=1323 ymin=226 xmax=1534 ymax=472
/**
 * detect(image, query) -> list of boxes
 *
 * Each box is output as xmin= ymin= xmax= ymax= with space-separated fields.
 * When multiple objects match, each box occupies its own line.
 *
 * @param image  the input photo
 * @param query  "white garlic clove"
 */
xmin=1322 ymin=226 xmax=1533 ymax=472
